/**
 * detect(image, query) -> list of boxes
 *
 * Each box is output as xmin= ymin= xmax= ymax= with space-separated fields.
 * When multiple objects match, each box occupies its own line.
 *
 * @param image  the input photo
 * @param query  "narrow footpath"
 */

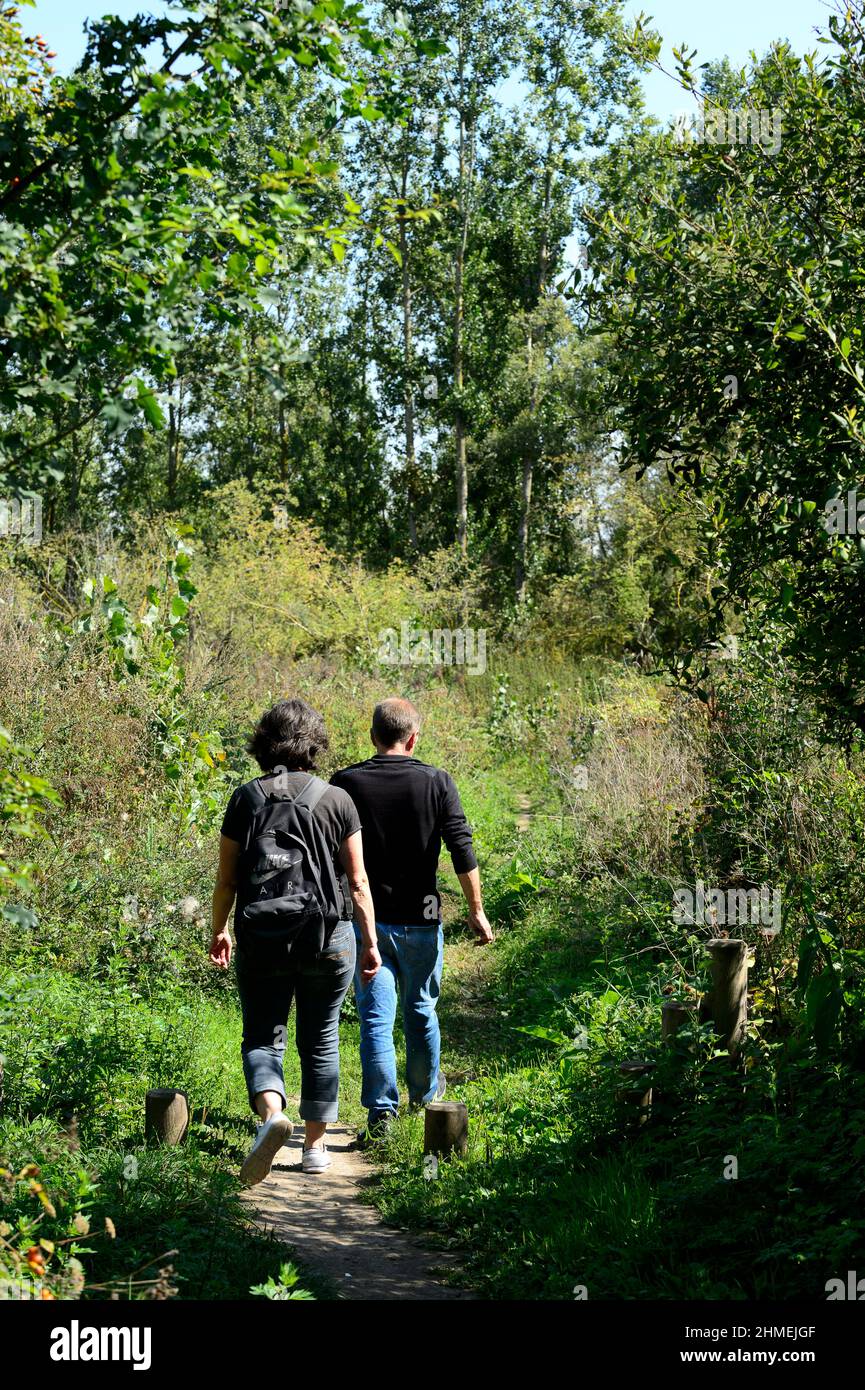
xmin=244 ymin=1125 xmax=473 ymax=1301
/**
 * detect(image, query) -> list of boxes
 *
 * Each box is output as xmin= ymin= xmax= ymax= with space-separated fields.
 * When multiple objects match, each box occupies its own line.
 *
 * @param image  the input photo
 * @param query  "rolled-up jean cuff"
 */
xmin=242 ymin=1046 xmax=287 ymax=1114
xmin=299 ymin=1098 xmax=339 ymax=1122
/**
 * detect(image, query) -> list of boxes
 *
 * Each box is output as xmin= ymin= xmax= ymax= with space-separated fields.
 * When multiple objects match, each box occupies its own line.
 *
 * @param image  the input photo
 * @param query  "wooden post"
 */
xmin=616 ymin=1062 xmax=653 ymax=1124
xmin=424 ymin=1102 xmax=468 ymax=1158
xmin=661 ymin=1000 xmax=693 ymax=1043
xmin=706 ymin=938 xmax=748 ymax=1058
xmin=145 ymin=1088 xmax=189 ymax=1146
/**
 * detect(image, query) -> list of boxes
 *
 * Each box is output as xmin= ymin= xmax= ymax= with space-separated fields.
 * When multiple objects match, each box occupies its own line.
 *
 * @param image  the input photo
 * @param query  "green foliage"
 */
xmin=592 ymin=8 xmax=865 ymax=732
xmin=3 ymin=0 xmax=865 ymax=1298
xmin=188 ymin=482 xmax=423 ymax=667
xmin=487 ymin=674 xmax=560 ymax=748
xmin=0 ymin=0 xmax=422 ymax=495
xmin=250 ymin=1262 xmax=315 ymax=1301
xmin=61 ymin=527 xmax=233 ymax=837
xmin=0 ymin=726 xmax=58 ymax=925
xmin=0 ymin=1157 xmax=92 ymax=1301
xmin=372 ymin=652 xmax=865 ymax=1298
xmin=0 ymin=967 xmax=331 ymax=1299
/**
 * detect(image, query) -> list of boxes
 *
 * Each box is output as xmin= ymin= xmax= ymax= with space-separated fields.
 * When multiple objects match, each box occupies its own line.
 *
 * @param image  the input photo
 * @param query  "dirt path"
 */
xmin=515 ymin=791 xmax=534 ymax=832
xmin=244 ymin=1125 xmax=473 ymax=1301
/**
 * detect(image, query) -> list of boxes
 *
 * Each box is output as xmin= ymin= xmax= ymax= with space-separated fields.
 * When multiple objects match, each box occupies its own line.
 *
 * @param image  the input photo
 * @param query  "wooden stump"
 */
xmin=145 ymin=1088 xmax=189 ymax=1146
xmin=706 ymin=938 xmax=748 ymax=1058
xmin=661 ymin=1000 xmax=693 ymax=1043
xmin=616 ymin=1062 xmax=654 ymax=1125
xmin=424 ymin=1102 xmax=468 ymax=1158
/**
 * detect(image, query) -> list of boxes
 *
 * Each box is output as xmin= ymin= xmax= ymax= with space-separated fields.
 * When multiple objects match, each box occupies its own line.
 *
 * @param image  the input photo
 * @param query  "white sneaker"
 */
xmin=240 ymin=1113 xmax=293 ymax=1187
xmin=302 ymin=1144 xmax=332 ymax=1174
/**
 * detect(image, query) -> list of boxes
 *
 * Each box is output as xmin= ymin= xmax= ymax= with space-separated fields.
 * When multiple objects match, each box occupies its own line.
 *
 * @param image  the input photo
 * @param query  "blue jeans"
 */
xmin=353 ymin=922 xmax=443 ymax=1117
xmin=236 ymin=920 xmax=356 ymax=1122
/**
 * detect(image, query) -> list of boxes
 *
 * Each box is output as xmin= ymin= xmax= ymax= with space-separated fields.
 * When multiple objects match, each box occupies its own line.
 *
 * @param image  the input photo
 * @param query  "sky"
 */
xmin=626 ymin=0 xmax=830 ymax=119
xmin=28 ymin=0 xmax=832 ymax=121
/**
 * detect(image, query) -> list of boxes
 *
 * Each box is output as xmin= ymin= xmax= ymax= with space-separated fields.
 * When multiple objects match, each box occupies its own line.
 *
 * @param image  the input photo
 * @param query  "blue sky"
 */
xmin=30 ymin=0 xmax=829 ymax=120
xmin=631 ymin=0 xmax=828 ymax=118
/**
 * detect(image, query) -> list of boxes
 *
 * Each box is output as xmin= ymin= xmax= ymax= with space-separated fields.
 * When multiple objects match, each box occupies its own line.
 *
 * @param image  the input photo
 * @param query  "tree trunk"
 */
xmin=455 ymin=413 xmax=468 ymax=555
xmin=516 ymin=332 xmax=535 ymax=603
xmin=453 ymin=224 xmax=468 ymax=554
xmin=453 ymin=45 xmax=472 ymax=557
xmin=398 ymin=147 xmax=419 ymax=552
xmin=616 ymin=1062 xmax=654 ymax=1125
xmin=516 ymin=126 xmax=556 ymax=603
xmin=278 ymin=361 xmax=288 ymax=486
xmin=515 ymin=459 xmax=533 ymax=603
xmin=167 ymin=379 xmax=182 ymax=506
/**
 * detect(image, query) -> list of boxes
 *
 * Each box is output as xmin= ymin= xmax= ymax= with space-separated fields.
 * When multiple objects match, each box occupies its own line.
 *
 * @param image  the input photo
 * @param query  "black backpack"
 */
xmin=235 ymin=774 xmax=347 ymax=966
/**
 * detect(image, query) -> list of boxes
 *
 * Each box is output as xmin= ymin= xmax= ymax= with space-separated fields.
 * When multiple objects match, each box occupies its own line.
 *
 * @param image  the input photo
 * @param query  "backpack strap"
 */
xmin=242 ymin=778 xmax=270 ymax=812
xmin=292 ymin=774 xmax=328 ymax=813
xmin=248 ymin=773 xmax=327 ymax=809
xmin=256 ymin=772 xmax=328 ymax=811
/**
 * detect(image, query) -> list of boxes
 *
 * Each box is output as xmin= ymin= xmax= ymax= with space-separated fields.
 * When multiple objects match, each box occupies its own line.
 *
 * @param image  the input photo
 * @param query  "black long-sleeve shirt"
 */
xmin=330 ymin=754 xmax=477 ymax=925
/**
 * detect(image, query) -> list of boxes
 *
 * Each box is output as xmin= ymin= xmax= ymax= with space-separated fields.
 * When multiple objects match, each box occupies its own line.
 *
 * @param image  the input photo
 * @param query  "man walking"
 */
xmin=331 ymin=697 xmax=492 ymax=1138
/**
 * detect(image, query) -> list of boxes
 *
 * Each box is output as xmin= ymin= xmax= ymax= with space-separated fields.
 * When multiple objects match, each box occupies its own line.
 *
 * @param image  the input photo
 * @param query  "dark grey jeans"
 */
xmin=235 ymin=920 xmax=356 ymax=1122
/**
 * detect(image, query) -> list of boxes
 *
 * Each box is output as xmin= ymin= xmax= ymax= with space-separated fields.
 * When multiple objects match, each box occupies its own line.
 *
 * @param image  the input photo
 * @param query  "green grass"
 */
xmin=367 ymin=809 xmax=865 ymax=1301
xmin=5 ymin=643 xmax=865 ymax=1303
xmin=0 ymin=965 xmax=383 ymax=1300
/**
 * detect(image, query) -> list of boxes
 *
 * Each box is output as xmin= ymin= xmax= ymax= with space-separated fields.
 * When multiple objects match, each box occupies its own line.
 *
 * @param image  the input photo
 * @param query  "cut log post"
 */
xmin=424 ymin=1102 xmax=468 ymax=1158
xmin=145 ymin=1088 xmax=189 ymax=1146
xmin=616 ymin=1062 xmax=654 ymax=1125
xmin=706 ymin=938 xmax=748 ymax=1058
xmin=661 ymin=1000 xmax=694 ymax=1043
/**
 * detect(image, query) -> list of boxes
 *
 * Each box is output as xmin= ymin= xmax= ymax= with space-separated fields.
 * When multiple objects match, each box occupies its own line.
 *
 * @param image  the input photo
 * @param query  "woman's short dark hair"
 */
xmin=248 ymin=699 xmax=329 ymax=772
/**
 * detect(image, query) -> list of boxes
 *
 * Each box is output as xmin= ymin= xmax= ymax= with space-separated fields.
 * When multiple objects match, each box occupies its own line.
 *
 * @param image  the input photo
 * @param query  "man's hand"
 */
xmin=359 ymin=942 xmax=382 ymax=984
xmin=468 ymin=908 xmax=493 ymax=945
xmin=458 ymin=869 xmax=492 ymax=944
xmin=209 ymin=928 xmax=232 ymax=969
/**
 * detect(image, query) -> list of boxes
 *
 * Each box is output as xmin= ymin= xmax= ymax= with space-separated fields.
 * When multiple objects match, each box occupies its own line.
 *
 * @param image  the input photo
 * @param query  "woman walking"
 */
xmin=209 ymin=699 xmax=380 ymax=1183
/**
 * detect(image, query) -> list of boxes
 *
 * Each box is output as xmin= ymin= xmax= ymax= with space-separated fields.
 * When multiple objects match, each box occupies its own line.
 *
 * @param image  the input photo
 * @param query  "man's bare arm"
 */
xmin=339 ymin=830 xmax=381 ymax=983
xmin=458 ymin=867 xmax=493 ymax=944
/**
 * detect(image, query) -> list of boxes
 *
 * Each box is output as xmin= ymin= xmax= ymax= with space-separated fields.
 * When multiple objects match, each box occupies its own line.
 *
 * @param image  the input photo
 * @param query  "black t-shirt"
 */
xmin=220 ymin=771 xmax=361 ymax=918
xmin=331 ymin=754 xmax=477 ymax=926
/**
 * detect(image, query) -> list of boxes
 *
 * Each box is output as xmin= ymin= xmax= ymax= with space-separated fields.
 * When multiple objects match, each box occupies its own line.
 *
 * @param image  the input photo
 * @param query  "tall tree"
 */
xmin=512 ymin=0 xmax=642 ymax=601
xmin=590 ymin=7 xmax=865 ymax=732
xmin=0 ymin=0 xmax=415 ymax=512
xmin=347 ymin=6 xmax=446 ymax=553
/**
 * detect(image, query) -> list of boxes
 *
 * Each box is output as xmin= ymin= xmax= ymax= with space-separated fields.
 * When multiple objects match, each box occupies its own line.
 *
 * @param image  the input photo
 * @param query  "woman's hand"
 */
xmin=359 ymin=941 xmax=381 ymax=984
xmin=209 ymin=928 xmax=232 ymax=969
xmin=210 ymin=835 xmax=238 ymax=969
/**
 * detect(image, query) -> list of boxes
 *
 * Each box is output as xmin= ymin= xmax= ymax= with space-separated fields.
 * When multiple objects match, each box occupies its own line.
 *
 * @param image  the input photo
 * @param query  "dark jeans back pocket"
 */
xmin=315 ymin=920 xmax=356 ymax=970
